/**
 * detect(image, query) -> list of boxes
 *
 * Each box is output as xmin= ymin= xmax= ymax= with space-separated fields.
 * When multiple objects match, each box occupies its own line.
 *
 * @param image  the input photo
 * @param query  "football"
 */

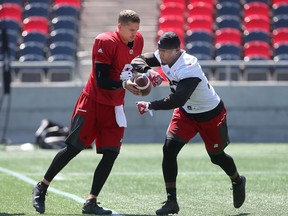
xmin=131 ymin=74 xmax=152 ymax=96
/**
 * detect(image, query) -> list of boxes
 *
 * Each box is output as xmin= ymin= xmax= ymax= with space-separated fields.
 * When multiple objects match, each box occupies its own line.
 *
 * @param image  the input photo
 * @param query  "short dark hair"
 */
xmin=158 ymin=32 xmax=180 ymax=49
xmin=118 ymin=10 xmax=140 ymax=24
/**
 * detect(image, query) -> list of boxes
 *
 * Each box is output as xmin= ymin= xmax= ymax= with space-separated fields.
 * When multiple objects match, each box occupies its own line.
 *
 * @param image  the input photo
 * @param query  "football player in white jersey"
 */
xmin=131 ymin=32 xmax=246 ymax=215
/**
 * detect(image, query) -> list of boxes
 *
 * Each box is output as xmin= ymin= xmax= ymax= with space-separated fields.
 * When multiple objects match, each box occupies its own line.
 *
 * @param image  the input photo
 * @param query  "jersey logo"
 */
xmin=98 ymin=48 xmax=103 ymax=53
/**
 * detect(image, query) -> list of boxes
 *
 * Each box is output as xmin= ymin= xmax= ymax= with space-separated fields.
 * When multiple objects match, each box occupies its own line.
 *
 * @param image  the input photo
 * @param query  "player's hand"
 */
xmin=136 ymin=101 xmax=150 ymax=115
xmin=146 ymin=69 xmax=164 ymax=87
xmin=123 ymin=79 xmax=140 ymax=96
xmin=120 ymin=70 xmax=133 ymax=81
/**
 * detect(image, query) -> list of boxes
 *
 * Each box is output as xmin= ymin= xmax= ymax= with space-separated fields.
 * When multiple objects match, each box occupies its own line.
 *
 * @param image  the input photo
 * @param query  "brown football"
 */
xmin=131 ymin=74 xmax=152 ymax=96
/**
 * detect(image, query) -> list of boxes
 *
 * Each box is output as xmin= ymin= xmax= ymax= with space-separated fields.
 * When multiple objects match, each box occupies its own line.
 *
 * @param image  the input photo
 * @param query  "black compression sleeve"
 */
xmin=131 ymin=52 xmax=161 ymax=73
xmin=150 ymin=77 xmax=201 ymax=110
xmin=95 ymin=63 xmax=123 ymax=90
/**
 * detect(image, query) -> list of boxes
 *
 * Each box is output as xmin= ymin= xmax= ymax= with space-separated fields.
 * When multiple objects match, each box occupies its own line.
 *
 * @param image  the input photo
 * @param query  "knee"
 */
xmin=163 ymin=139 xmax=184 ymax=158
xmin=209 ymin=151 xmax=225 ymax=166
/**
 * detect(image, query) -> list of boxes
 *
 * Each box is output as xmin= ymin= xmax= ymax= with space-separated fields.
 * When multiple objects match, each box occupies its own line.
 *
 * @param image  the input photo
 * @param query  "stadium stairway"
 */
xmin=78 ymin=0 xmax=160 ymax=80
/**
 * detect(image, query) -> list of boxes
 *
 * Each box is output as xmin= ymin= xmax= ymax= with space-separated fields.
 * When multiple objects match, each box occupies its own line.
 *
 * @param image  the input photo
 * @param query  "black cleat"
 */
xmin=32 ymin=182 xmax=47 ymax=214
xmin=156 ymin=199 xmax=180 ymax=215
xmin=82 ymin=198 xmax=112 ymax=215
xmin=232 ymin=176 xmax=246 ymax=208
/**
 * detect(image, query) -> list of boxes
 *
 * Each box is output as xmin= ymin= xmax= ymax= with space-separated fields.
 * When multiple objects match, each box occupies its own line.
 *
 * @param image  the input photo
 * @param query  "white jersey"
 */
xmin=154 ymin=50 xmax=220 ymax=114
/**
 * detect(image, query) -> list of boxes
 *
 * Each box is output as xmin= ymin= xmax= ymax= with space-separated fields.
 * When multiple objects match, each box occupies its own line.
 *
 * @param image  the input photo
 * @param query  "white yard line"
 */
xmin=0 ymin=166 xmax=123 ymax=216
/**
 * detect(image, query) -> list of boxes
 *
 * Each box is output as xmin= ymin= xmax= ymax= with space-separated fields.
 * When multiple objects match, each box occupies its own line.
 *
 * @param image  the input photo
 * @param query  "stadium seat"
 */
xmin=214 ymin=44 xmax=242 ymax=81
xmin=159 ymin=2 xmax=186 ymax=17
xmin=187 ymin=16 xmax=213 ymax=33
xmin=216 ymin=2 xmax=241 ymax=17
xmin=23 ymin=16 xmax=49 ymax=35
xmin=244 ymin=2 xmax=269 ymax=18
xmin=215 ymin=28 xmax=242 ymax=46
xmin=51 ymin=16 xmax=78 ymax=33
xmin=22 ymin=31 xmax=47 ymax=48
xmin=0 ymin=30 xmax=18 ymax=61
xmin=244 ymin=15 xmax=270 ymax=33
xmin=244 ymin=41 xmax=271 ymax=60
xmin=24 ymin=3 xmax=50 ymax=18
xmin=53 ymin=4 xmax=79 ymax=18
xmin=273 ymin=43 xmax=288 ymax=80
xmin=186 ymin=41 xmax=213 ymax=60
xmin=273 ymin=3 xmax=288 ymax=17
xmin=48 ymin=43 xmax=76 ymax=61
xmin=2 ymin=0 xmax=23 ymax=5
xmin=216 ymin=15 xmax=242 ymax=30
xmin=272 ymin=28 xmax=288 ymax=45
xmin=185 ymin=30 xmax=213 ymax=44
xmin=273 ymin=15 xmax=288 ymax=29
xmin=50 ymin=29 xmax=76 ymax=47
xmin=18 ymin=43 xmax=46 ymax=82
xmin=187 ymin=2 xmax=214 ymax=19
xmin=162 ymin=0 xmax=186 ymax=6
xmin=217 ymin=0 xmax=241 ymax=4
xmin=0 ymin=19 xmax=20 ymax=33
xmin=0 ymin=3 xmax=22 ymax=22
xmin=187 ymin=0 xmax=215 ymax=8
xmin=243 ymin=41 xmax=271 ymax=81
xmin=54 ymin=0 xmax=81 ymax=9
xmin=158 ymin=16 xmax=185 ymax=47
xmin=243 ymin=0 xmax=269 ymax=4
xmin=244 ymin=30 xmax=270 ymax=43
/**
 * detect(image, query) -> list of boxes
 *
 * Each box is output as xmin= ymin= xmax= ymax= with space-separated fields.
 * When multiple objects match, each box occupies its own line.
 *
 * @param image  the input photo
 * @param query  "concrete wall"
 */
xmin=1 ymin=83 xmax=288 ymax=144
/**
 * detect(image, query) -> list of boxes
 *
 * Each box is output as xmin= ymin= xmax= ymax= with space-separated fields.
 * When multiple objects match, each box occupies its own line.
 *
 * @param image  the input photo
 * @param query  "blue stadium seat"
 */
xmin=215 ymin=44 xmax=242 ymax=61
xmin=216 ymin=15 xmax=242 ymax=30
xmin=19 ymin=42 xmax=46 ymax=61
xmin=273 ymin=4 xmax=288 ymax=17
xmin=273 ymin=15 xmax=288 ymax=29
xmin=27 ymin=0 xmax=52 ymax=3
xmin=51 ymin=16 xmax=78 ymax=33
xmin=186 ymin=42 xmax=213 ymax=60
xmin=50 ymin=29 xmax=76 ymax=46
xmin=243 ymin=0 xmax=269 ymax=4
xmin=53 ymin=5 xmax=79 ymax=18
xmin=24 ymin=3 xmax=50 ymax=18
xmin=243 ymin=30 xmax=270 ymax=43
xmin=273 ymin=44 xmax=288 ymax=80
xmin=22 ymin=31 xmax=47 ymax=48
xmin=216 ymin=2 xmax=242 ymax=17
xmin=185 ymin=30 xmax=213 ymax=44
xmin=48 ymin=43 xmax=76 ymax=61
xmin=1 ymin=0 xmax=23 ymax=6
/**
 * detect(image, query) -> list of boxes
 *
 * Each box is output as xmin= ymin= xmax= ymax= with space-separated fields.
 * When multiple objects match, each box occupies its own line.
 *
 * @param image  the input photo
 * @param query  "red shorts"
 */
xmin=65 ymin=93 xmax=124 ymax=153
xmin=168 ymin=107 xmax=230 ymax=154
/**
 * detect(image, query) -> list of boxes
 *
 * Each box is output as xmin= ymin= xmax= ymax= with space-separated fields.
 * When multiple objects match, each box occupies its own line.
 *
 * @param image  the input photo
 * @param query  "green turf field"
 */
xmin=0 ymin=143 xmax=287 ymax=216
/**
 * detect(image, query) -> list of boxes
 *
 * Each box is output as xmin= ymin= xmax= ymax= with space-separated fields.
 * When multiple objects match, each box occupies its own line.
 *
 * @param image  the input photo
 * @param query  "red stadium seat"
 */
xmin=244 ymin=41 xmax=271 ymax=59
xmin=187 ymin=0 xmax=215 ymax=8
xmin=0 ymin=3 xmax=22 ymax=22
xmin=187 ymin=15 xmax=213 ymax=33
xmin=244 ymin=15 xmax=270 ymax=33
xmin=159 ymin=2 xmax=186 ymax=17
xmin=272 ymin=28 xmax=288 ymax=45
xmin=23 ymin=16 xmax=49 ymax=35
xmin=54 ymin=0 xmax=81 ymax=9
xmin=162 ymin=0 xmax=186 ymax=6
xmin=215 ymin=28 xmax=242 ymax=46
xmin=187 ymin=2 xmax=214 ymax=19
xmin=244 ymin=2 xmax=269 ymax=18
xmin=159 ymin=15 xmax=185 ymax=30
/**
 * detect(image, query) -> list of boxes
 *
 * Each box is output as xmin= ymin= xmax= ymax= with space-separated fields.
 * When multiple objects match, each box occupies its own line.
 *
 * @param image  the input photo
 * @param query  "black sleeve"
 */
xmin=149 ymin=77 xmax=201 ymax=110
xmin=131 ymin=52 xmax=161 ymax=73
xmin=95 ymin=63 xmax=123 ymax=90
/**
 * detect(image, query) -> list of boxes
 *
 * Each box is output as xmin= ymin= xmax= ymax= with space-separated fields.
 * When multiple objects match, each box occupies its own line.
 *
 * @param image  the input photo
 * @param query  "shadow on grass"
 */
xmin=0 ymin=213 xmax=25 ymax=216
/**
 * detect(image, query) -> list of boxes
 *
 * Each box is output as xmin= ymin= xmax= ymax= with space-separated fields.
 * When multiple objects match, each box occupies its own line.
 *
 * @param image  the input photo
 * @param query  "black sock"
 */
xmin=40 ymin=181 xmax=48 ymax=190
xmin=166 ymin=188 xmax=177 ymax=201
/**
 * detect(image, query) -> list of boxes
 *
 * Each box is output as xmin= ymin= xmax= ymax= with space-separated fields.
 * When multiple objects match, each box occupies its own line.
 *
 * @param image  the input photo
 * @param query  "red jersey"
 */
xmin=83 ymin=31 xmax=144 ymax=106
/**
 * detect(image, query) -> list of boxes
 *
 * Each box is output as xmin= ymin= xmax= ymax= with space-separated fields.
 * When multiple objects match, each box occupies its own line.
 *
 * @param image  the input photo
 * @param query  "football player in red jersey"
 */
xmin=32 ymin=10 xmax=163 ymax=215
xmin=132 ymin=32 xmax=246 ymax=215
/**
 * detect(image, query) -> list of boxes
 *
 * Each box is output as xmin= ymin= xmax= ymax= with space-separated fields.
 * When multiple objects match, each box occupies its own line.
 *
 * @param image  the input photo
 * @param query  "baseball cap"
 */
xmin=158 ymin=32 xmax=180 ymax=49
